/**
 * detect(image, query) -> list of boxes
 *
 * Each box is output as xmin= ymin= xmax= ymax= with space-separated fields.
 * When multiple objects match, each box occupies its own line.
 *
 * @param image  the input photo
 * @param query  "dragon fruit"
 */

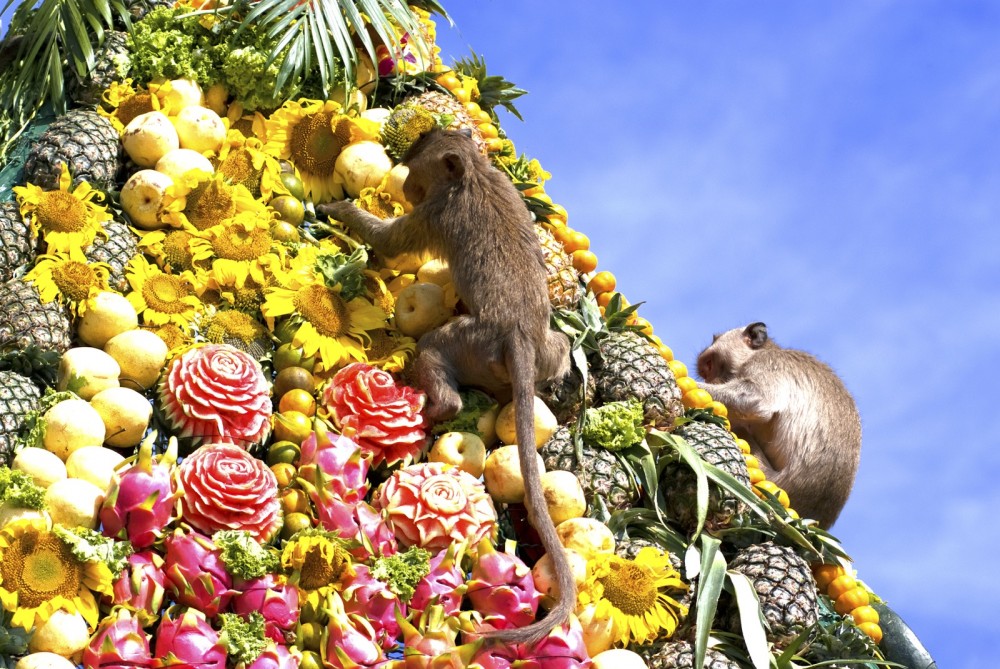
xmin=153 ymin=608 xmax=227 ymax=669
xmin=109 ymin=550 xmax=168 ymax=626
xmin=242 ymin=642 xmax=300 ymax=669
xmin=231 ymin=573 xmax=299 ymax=643
xmin=468 ymin=617 xmax=592 ymax=669
xmin=298 ymin=426 xmax=370 ymax=504
xmin=465 ymin=538 xmax=541 ymax=631
xmin=409 ymin=542 xmax=468 ymax=618
xmin=398 ymin=604 xmax=480 ymax=669
xmin=300 ymin=478 xmax=397 ymax=561
xmin=322 ymin=592 xmax=392 ymax=669
xmin=82 ymin=608 xmax=152 ymax=669
xmin=342 ymin=564 xmax=404 ymax=651
xmin=101 ymin=433 xmax=180 ymax=548
xmin=163 ymin=528 xmax=234 ymax=618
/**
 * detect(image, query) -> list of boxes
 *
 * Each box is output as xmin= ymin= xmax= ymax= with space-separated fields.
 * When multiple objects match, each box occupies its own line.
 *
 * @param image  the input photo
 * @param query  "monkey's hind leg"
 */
xmin=413 ymin=317 xmax=504 ymax=422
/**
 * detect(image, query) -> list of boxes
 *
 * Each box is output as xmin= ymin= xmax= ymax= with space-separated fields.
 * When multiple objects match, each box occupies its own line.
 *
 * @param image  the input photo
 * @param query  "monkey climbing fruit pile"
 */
xmin=0 ymin=2 xmax=924 ymax=668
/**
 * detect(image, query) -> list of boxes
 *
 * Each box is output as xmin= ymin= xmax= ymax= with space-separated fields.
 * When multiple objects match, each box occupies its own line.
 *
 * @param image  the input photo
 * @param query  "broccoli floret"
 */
xmin=370 ymin=546 xmax=431 ymax=602
xmin=581 ymin=399 xmax=645 ymax=452
xmin=214 ymin=530 xmax=280 ymax=580
xmin=430 ymin=389 xmax=498 ymax=438
xmin=219 ymin=612 xmax=268 ymax=666
xmin=0 ymin=466 xmax=46 ymax=510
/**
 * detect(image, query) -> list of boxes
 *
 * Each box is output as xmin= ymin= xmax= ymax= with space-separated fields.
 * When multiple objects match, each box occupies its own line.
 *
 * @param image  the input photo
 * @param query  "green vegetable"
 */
xmin=430 ymin=389 xmax=498 ymax=438
xmin=370 ymin=546 xmax=431 ymax=602
xmin=315 ymin=247 xmax=369 ymax=302
xmin=127 ymin=8 xmax=219 ymax=87
xmin=581 ymin=399 xmax=645 ymax=452
xmin=219 ymin=612 xmax=268 ymax=666
xmin=0 ymin=466 xmax=46 ymax=510
xmin=54 ymin=525 xmax=133 ymax=574
xmin=214 ymin=530 xmax=280 ymax=580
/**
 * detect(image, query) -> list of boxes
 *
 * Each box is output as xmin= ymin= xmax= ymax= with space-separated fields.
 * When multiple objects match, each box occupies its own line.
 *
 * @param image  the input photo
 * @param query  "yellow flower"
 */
xmin=24 ymin=247 xmax=112 ymax=316
xmin=356 ymin=184 xmax=405 ymax=220
xmin=138 ymin=228 xmax=198 ymax=274
xmin=197 ymin=308 xmax=271 ymax=359
xmin=215 ymin=134 xmax=285 ymax=201
xmin=126 ymin=255 xmax=203 ymax=327
xmin=263 ymin=99 xmax=379 ymax=204
xmin=261 ymin=268 xmax=386 ymax=374
xmin=0 ymin=518 xmax=114 ymax=631
xmin=99 ymin=79 xmax=161 ymax=133
xmin=189 ymin=210 xmax=284 ymax=292
xmin=578 ymin=547 xmax=688 ymax=646
xmin=364 ymin=329 xmax=416 ymax=374
xmin=165 ymin=172 xmax=263 ymax=232
xmin=13 ymin=166 xmax=111 ymax=253
xmin=280 ymin=530 xmax=353 ymax=606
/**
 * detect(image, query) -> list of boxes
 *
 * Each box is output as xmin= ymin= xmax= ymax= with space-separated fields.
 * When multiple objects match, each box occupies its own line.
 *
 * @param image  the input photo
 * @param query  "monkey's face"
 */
xmin=696 ymin=327 xmax=757 ymax=382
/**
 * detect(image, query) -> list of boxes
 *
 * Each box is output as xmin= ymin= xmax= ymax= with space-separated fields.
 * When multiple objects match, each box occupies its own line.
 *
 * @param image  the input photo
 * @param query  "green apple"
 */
xmin=428 ymin=432 xmax=487 ymax=477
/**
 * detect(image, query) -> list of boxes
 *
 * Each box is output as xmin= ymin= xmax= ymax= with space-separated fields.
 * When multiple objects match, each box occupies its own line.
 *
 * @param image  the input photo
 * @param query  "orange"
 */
xmin=478 ymin=123 xmax=499 ymax=139
xmin=827 ymin=574 xmax=858 ymax=601
xmin=476 ymin=109 xmax=493 ymax=124
xmin=436 ymin=72 xmax=461 ymax=90
xmin=272 ymin=366 xmax=317 ymax=399
xmin=813 ymin=563 xmax=846 ymax=590
xmin=675 ymin=376 xmax=698 ymax=394
xmin=486 ymin=138 xmax=504 ymax=153
xmin=281 ymin=512 xmax=313 ymax=541
xmin=453 ymin=88 xmax=472 ymax=104
xmin=269 ymin=195 xmax=305 ymax=226
xmin=667 ymin=359 xmax=688 ymax=378
xmin=562 ymin=229 xmax=590 ymax=253
xmin=656 ymin=342 xmax=674 ymax=361
xmin=465 ymin=101 xmax=482 ymax=116
xmin=271 ymin=221 xmax=301 ymax=243
xmin=632 ymin=316 xmax=653 ymax=335
xmin=588 ymin=271 xmax=616 ymax=295
xmin=279 ymin=172 xmax=305 ymax=200
xmin=280 ymin=487 xmax=310 ymax=515
xmin=270 ymin=462 xmax=297 ymax=488
xmin=850 ymin=605 xmax=880 ymax=626
xmin=572 ymin=250 xmax=598 ymax=273
xmin=835 ymin=586 xmax=870 ymax=615
xmin=273 ymin=410 xmax=313 ymax=445
xmin=743 ymin=454 xmax=760 ymax=470
xmin=747 ymin=467 xmax=766 ymax=484
xmin=534 ymin=192 xmax=553 ymax=205
xmin=709 ymin=400 xmax=728 ymax=418
xmin=273 ymin=344 xmax=317 ymax=373
xmin=267 ymin=440 xmax=301 ymax=466
xmin=858 ymin=622 xmax=883 ymax=644
xmin=279 ymin=388 xmax=317 ymax=417
xmin=595 ymin=291 xmax=615 ymax=308
xmin=734 ymin=438 xmax=751 ymax=454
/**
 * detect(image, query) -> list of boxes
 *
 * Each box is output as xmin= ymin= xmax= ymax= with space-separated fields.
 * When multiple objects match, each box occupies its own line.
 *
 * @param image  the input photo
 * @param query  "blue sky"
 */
xmin=435 ymin=2 xmax=1000 ymax=667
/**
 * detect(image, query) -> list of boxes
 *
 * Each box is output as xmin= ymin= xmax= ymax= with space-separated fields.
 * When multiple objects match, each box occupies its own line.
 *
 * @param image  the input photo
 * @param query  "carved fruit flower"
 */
xmin=322 ymin=362 xmax=427 ymax=468
xmin=178 ymin=442 xmax=282 ymax=543
xmin=373 ymin=462 xmax=497 ymax=553
xmin=158 ymin=343 xmax=271 ymax=448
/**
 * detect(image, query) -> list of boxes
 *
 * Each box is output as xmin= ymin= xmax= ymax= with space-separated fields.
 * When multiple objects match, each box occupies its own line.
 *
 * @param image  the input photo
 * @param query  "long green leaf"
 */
xmin=727 ymin=571 xmax=770 ymax=669
xmin=695 ymin=535 xmax=726 ymax=669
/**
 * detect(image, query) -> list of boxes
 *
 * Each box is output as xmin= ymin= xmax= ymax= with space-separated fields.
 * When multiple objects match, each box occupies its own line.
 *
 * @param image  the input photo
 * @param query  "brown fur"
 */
xmin=317 ymin=129 xmax=574 ymax=645
xmin=695 ymin=322 xmax=861 ymax=529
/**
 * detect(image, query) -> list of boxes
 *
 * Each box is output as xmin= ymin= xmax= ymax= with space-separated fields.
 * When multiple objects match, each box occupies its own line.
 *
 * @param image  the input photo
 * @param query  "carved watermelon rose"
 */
xmin=158 ymin=343 xmax=271 ymax=449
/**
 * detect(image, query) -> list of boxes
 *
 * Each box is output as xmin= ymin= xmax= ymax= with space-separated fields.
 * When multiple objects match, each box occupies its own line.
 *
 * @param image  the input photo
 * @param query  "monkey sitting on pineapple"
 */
xmin=695 ymin=322 xmax=861 ymax=529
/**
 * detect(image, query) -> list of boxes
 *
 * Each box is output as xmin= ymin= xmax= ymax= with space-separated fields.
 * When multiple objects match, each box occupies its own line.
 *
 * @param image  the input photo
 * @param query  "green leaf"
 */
xmin=694 ymin=535 xmax=726 ymax=669
xmin=727 ymin=570 xmax=770 ymax=669
xmin=54 ymin=525 xmax=133 ymax=574
xmin=652 ymin=430 xmax=709 ymax=540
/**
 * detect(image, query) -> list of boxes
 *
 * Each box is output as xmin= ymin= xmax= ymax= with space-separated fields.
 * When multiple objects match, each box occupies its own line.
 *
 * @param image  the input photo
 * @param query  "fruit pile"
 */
xmin=0 ymin=2 xmax=927 ymax=669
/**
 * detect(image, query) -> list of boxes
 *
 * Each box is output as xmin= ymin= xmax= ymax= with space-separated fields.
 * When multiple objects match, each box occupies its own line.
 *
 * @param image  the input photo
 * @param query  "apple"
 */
xmin=334 ymin=140 xmax=392 ymax=197
xmin=530 ymin=548 xmax=588 ymax=609
xmin=556 ymin=517 xmax=616 ymax=560
xmin=104 ymin=329 xmax=169 ymax=391
xmin=495 ymin=396 xmax=558 ymax=447
xmin=173 ymin=105 xmax=226 ymax=154
xmin=122 ymin=111 xmax=179 ymax=167
xmin=77 ymin=290 xmax=138 ymax=348
xmin=56 ymin=347 xmax=120 ymax=400
xmin=393 ymin=282 xmax=453 ymax=338
xmin=483 ymin=444 xmax=545 ymax=504
xmin=155 ymin=148 xmax=214 ymax=195
xmin=531 ymin=470 xmax=587 ymax=526
xmin=121 ymin=169 xmax=178 ymax=230
xmin=428 ymin=431 xmax=487 ymax=477
xmin=90 ymin=387 xmax=153 ymax=448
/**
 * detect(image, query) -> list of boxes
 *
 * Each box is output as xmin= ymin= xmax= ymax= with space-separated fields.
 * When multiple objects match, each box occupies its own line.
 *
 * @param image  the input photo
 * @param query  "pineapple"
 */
xmin=537 ymin=365 xmax=595 ymax=424
xmin=67 ymin=31 xmax=131 ymax=107
xmin=405 ymin=90 xmax=487 ymax=154
xmin=0 ymin=201 xmax=37 ymax=283
xmin=0 ymin=278 xmax=73 ymax=354
xmin=0 ymin=369 xmax=41 ymax=467
xmin=662 ymin=416 xmax=751 ymax=534
xmin=536 ymin=224 xmax=582 ymax=310
xmin=539 ymin=425 xmax=639 ymax=511
xmin=725 ymin=541 xmax=819 ymax=648
xmin=801 ymin=598 xmax=884 ymax=666
xmin=644 ymin=641 xmax=742 ymax=669
xmin=593 ymin=329 xmax=683 ymax=428
xmin=23 ymin=109 xmax=123 ymax=191
xmin=86 ymin=219 xmax=139 ymax=293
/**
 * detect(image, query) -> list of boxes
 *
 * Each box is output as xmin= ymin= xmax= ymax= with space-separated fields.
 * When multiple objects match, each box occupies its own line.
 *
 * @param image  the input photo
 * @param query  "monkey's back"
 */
xmin=740 ymin=347 xmax=862 ymax=528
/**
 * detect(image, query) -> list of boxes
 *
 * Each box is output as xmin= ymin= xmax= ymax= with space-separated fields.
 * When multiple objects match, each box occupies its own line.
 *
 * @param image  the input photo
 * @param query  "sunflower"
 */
xmin=189 ymin=211 xmax=285 ymax=289
xmin=363 ymin=329 xmax=416 ymax=374
xmin=0 ymin=518 xmax=114 ymax=631
xmin=262 ymin=267 xmax=387 ymax=373
xmin=197 ymin=308 xmax=272 ymax=359
xmin=263 ymin=99 xmax=379 ymax=203
xmin=281 ymin=529 xmax=354 ymax=606
xmin=13 ymin=166 xmax=111 ymax=253
xmin=99 ymin=78 xmax=161 ymax=133
xmin=578 ymin=546 xmax=688 ymax=646
xmin=146 ymin=323 xmax=194 ymax=359
xmin=215 ymin=134 xmax=286 ymax=201
xmin=138 ymin=228 xmax=197 ymax=274
xmin=226 ymin=104 xmax=268 ymax=141
xmin=24 ymin=248 xmax=112 ymax=316
xmin=355 ymin=184 xmax=405 ymax=220
xmin=126 ymin=255 xmax=203 ymax=327
xmin=165 ymin=172 xmax=263 ymax=232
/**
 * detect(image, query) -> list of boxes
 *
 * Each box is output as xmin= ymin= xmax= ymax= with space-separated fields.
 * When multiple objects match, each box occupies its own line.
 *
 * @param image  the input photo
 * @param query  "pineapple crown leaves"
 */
xmin=0 ymin=345 xmax=59 ymax=389
xmin=53 ymin=524 xmax=134 ymax=574
xmin=452 ymin=50 xmax=527 ymax=121
xmin=0 ymin=0 xmax=131 ymax=154
xmin=218 ymin=612 xmax=269 ymax=667
xmin=0 ymin=610 xmax=31 ymax=666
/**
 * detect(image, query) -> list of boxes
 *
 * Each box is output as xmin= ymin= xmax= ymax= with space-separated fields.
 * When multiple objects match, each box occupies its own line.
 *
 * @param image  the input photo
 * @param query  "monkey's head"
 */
xmin=696 ymin=321 xmax=771 ymax=382
xmin=401 ymin=130 xmax=479 ymax=205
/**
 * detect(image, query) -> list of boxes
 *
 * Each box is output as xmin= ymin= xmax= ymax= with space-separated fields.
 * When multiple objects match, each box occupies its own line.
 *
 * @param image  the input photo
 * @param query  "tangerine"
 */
xmin=281 ymin=512 xmax=313 ymax=540
xmin=588 ymin=271 xmax=616 ymax=295
xmin=279 ymin=388 xmax=317 ymax=417
xmin=572 ymin=250 xmax=598 ymax=273
xmin=272 ymin=366 xmax=316 ymax=399
xmin=270 ymin=462 xmax=297 ymax=488
xmin=270 ymin=195 xmax=305 ymax=226
xmin=279 ymin=172 xmax=305 ymax=200
xmin=273 ymin=410 xmax=313 ymax=445
xmin=267 ymin=440 xmax=301 ymax=466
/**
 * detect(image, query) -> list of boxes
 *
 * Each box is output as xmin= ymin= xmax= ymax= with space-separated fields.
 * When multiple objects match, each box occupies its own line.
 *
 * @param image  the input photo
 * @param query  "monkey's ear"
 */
xmin=744 ymin=322 xmax=768 ymax=348
xmin=457 ymin=127 xmax=473 ymax=139
xmin=441 ymin=152 xmax=465 ymax=179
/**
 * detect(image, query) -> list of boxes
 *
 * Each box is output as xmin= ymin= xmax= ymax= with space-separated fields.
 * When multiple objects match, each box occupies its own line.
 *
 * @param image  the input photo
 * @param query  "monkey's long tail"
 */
xmin=482 ymin=330 xmax=577 ymax=647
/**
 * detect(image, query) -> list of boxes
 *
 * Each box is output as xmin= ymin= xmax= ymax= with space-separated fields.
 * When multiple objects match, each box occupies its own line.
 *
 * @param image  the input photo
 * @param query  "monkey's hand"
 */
xmin=316 ymin=199 xmax=360 ymax=224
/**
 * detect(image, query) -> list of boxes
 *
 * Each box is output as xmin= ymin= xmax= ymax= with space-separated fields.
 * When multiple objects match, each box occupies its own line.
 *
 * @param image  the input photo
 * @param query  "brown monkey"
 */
xmin=317 ymin=129 xmax=574 ymax=645
xmin=695 ymin=322 xmax=861 ymax=529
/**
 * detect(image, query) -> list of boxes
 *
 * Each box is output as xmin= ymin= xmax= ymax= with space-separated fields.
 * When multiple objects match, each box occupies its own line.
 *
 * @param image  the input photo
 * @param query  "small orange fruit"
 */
xmin=748 ymin=467 xmax=766 ymax=484
xmin=465 ymin=101 xmax=482 ymax=116
xmin=436 ymin=72 xmax=461 ymax=90
xmin=273 ymin=410 xmax=312 ymax=445
xmin=676 ymin=376 xmax=698 ymax=394
xmin=588 ymin=271 xmax=616 ymax=295
xmin=280 ymin=488 xmax=310 ymax=515
xmin=667 ymin=359 xmax=688 ymax=378
xmin=827 ymin=574 xmax=858 ymax=601
xmin=272 ymin=366 xmax=316 ymax=399
xmin=281 ymin=512 xmax=313 ymax=540
xmin=858 ymin=622 xmax=883 ymax=644
xmin=850 ymin=605 xmax=880 ymax=626
xmin=709 ymin=400 xmax=728 ymax=418
xmin=279 ymin=388 xmax=317 ymax=417
xmin=269 ymin=195 xmax=305 ymax=226
xmin=683 ymin=388 xmax=713 ymax=409
xmin=270 ymin=462 xmax=297 ymax=488
xmin=813 ymin=563 xmax=846 ymax=590
xmin=563 ymin=230 xmax=590 ymax=253
xmin=596 ymin=292 xmax=615 ymax=308
xmin=571 ymin=250 xmax=598 ymax=273
xmin=657 ymin=342 xmax=674 ymax=361
xmin=835 ymin=586 xmax=870 ymax=615
xmin=478 ymin=123 xmax=499 ymax=139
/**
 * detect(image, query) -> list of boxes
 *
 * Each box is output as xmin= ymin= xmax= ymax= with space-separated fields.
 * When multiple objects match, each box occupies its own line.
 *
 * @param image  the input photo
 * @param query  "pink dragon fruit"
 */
xmin=409 ymin=543 xmax=467 ymax=618
xmin=242 ymin=642 xmax=300 ymax=669
xmin=163 ymin=528 xmax=234 ymax=617
xmin=398 ymin=604 xmax=480 ymax=669
xmin=468 ymin=617 xmax=592 ymax=669
xmin=231 ymin=573 xmax=299 ymax=643
xmin=341 ymin=564 xmax=404 ymax=651
xmin=82 ymin=608 xmax=152 ymax=669
xmin=298 ymin=427 xmax=370 ymax=504
xmin=108 ymin=550 xmax=168 ymax=626
xmin=323 ymin=592 xmax=393 ymax=669
xmin=300 ymin=479 xmax=397 ymax=561
xmin=465 ymin=538 xmax=541 ymax=631
xmin=101 ymin=434 xmax=180 ymax=548
xmin=153 ymin=608 xmax=227 ymax=669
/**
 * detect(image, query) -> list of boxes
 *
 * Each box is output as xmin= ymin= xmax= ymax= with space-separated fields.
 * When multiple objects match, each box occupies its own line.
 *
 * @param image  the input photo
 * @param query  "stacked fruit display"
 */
xmin=0 ymin=2 xmax=930 ymax=668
